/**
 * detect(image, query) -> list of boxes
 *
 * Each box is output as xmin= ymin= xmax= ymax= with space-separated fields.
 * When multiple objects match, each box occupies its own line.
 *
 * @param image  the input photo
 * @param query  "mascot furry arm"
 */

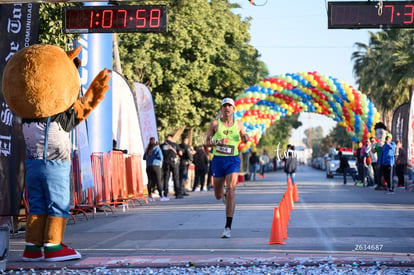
xmin=72 ymin=68 xmax=111 ymax=122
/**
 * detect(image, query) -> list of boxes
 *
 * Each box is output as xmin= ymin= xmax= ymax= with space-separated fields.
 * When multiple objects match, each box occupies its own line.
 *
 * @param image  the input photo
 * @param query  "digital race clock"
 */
xmin=63 ymin=5 xmax=167 ymax=33
xmin=328 ymin=1 xmax=414 ymax=29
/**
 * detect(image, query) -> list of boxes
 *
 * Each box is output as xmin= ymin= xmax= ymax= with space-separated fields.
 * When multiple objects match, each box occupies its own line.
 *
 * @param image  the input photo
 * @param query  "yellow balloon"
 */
xmin=263 ymin=81 xmax=271 ymax=89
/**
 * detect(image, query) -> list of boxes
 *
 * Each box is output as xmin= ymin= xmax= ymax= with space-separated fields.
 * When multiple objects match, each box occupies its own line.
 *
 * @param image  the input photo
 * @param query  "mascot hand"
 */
xmin=73 ymin=69 xmax=111 ymax=121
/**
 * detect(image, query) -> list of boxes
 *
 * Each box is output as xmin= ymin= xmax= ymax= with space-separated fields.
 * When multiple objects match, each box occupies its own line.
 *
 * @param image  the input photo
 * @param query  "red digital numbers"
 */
xmin=384 ymin=5 xmax=395 ymax=23
xmin=67 ymin=10 xmax=80 ymax=28
xmin=102 ymin=10 xmax=113 ymax=28
xmin=329 ymin=1 xmax=414 ymax=29
xmin=134 ymin=9 xmax=161 ymax=28
xmin=64 ymin=5 xmax=167 ymax=33
xmin=136 ymin=9 xmax=146 ymax=28
xmin=150 ymin=9 xmax=161 ymax=28
xmin=404 ymin=5 xmax=414 ymax=24
xmin=384 ymin=4 xmax=414 ymax=24
xmin=116 ymin=9 xmax=127 ymax=28
xmin=149 ymin=9 xmax=161 ymax=27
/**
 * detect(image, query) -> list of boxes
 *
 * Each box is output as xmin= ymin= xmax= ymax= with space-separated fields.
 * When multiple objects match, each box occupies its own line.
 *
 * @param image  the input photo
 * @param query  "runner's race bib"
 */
xmin=216 ymin=145 xmax=234 ymax=155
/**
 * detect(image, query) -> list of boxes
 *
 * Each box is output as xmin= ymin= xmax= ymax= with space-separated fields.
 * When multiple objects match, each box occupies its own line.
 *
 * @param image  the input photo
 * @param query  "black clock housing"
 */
xmin=63 ymin=5 xmax=167 ymax=33
xmin=328 ymin=1 xmax=414 ymax=29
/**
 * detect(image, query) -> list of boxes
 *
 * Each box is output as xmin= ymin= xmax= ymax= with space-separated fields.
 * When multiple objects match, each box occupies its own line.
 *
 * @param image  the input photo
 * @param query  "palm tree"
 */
xmin=390 ymin=29 xmax=414 ymax=101
xmin=351 ymin=29 xmax=413 ymax=126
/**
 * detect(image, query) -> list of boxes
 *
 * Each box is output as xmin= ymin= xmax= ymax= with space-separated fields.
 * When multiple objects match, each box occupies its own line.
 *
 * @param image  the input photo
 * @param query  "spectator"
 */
xmin=395 ymin=140 xmax=407 ymax=188
xmin=355 ymin=141 xmax=364 ymax=185
xmin=205 ymin=147 xmax=213 ymax=191
xmin=192 ymin=146 xmax=209 ymax=191
xmin=374 ymin=122 xmax=388 ymax=190
xmin=379 ymin=134 xmax=396 ymax=194
xmin=362 ymin=139 xmax=375 ymax=187
xmin=272 ymin=155 xmax=278 ymax=171
xmin=283 ymin=145 xmax=297 ymax=185
xmin=143 ymin=137 xmax=166 ymax=202
xmin=249 ymin=152 xmax=260 ymax=181
xmin=112 ymin=139 xmax=128 ymax=154
xmin=179 ymin=136 xmax=193 ymax=196
xmin=185 ymin=146 xmax=196 ymax=193
xmin=259 ymin=150 xmax=270 ymax=178
xmin=161 ymin=134 xmax=182 ymax=199
xmin=369 ymin=137 xmax=379 ymax=188
xmin=339 ymin=150 xmax=357 ymax=185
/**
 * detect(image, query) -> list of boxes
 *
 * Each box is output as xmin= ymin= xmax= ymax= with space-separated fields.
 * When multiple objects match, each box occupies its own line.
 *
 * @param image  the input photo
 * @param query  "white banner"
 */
xmin=134 ymin=82 xmax=159 ymax=149
xmin=76 ymin=122 xmax=94 ymax=190
xmin=112 ymin=72 xmax=147 ymax=187
xmin=407 ymin=92 xmax=414 ymax=170
xmin=112 ymin=72 xmax=145 ymax=156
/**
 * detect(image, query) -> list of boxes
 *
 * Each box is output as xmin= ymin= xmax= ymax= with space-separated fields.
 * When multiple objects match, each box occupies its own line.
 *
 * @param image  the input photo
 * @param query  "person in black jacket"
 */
xmin=192 ymin=145 xmax=209 ymax=191
xmin=161 ymin=135 xmax=182 ymax=199
xmin=249 ymin=152 xmax=260 ymax=181
xmin=283 ymin=145 xmax=297 ymax=185
xmin=339 ymin=151 xmax=357 ymax=185
xmin=179 ymin=136 xmax=193 ymax=196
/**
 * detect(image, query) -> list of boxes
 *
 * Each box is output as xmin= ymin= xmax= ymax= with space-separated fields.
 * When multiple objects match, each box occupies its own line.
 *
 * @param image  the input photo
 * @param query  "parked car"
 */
xmin=326 ymin=150 xmax=357 ymax=178
xmin=312 ymin=157 xmax=325 ymax=170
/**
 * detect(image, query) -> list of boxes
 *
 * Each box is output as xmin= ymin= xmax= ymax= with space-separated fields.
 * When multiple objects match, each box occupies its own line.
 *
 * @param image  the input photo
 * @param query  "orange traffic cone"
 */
xmin=285 ymin=189 xmax=294 ymax=210
xmin=281 ymin=193 xmax=291 ymax=222
xmin=268 ymin=207 xmax=285 ymax=244
xmin=287 ymin=177 xmax=293 ymax=192
xmin=280 ymin=197 xmax=289 ymax=238
xmin=293 ymin=183 xmax=299 ymax=202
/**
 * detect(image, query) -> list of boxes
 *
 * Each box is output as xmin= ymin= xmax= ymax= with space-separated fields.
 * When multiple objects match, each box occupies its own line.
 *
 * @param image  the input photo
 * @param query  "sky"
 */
xmin=230 ymin=0 xmax=374 ymax=144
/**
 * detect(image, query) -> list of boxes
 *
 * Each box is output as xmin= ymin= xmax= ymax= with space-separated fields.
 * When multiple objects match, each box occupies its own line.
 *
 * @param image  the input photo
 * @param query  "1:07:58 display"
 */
xmin=66 ymin=9 xmax=162 ymax=29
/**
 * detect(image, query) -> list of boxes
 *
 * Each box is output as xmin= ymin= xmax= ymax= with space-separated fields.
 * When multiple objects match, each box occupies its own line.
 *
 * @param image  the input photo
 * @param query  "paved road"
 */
xmin=5 ymin=165 xmax=414 ymax=270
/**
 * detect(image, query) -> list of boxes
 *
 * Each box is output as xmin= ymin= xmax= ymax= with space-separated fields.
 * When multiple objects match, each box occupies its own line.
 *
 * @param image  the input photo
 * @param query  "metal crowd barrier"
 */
xmin=20 ymin=151 xmax=148 ymax=225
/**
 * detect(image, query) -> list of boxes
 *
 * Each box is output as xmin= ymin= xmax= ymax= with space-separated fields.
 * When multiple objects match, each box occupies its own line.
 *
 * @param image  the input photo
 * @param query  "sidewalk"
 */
xmin=5 ymin=166 xmax=414 ymax=271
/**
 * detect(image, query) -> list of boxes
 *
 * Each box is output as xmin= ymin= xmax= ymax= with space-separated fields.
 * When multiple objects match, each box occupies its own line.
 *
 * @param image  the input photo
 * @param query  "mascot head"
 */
xmin=2 ymin=44 xmax=82 ymax=119
xmin=374 ymin=122 xmax=387 ymax=143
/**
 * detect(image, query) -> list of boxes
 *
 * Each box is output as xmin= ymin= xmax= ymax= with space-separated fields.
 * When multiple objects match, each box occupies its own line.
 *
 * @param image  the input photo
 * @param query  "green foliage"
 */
xmin=38 ymin=3 xmax=78 ymax=49
xmin=327 ymin=125 xmax=355 ymax=148
xmin=37 ymin=1 xmax=273 ymax=144
xmin=352 ymin=29 xmax=413 ymax=123
xmin=118 ymin=0 xmax=267 ymax=139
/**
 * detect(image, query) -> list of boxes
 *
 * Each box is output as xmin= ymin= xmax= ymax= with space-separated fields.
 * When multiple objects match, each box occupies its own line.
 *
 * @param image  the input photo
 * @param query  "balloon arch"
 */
xmin=235 ymin=71 xmax=380 ymax=153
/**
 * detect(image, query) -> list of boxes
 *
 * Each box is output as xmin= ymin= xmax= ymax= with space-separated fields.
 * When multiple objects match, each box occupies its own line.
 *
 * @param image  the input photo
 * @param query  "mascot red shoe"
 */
xmin=2 ymin=44 xmax=111 ymax=262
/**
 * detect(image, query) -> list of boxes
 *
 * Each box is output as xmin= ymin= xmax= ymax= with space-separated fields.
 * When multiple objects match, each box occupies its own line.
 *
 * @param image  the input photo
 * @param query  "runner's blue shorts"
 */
xmin=211 ymin=155 xmax=240 ymax=178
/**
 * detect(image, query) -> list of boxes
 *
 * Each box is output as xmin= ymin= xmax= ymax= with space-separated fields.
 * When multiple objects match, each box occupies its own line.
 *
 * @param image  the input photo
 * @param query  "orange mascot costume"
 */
xmin=2 ymin=44 xmax=111 ymax=262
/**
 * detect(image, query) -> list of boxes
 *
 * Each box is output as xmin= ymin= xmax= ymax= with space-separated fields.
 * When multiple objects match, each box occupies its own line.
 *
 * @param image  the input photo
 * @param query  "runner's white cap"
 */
xmin=221 ymin=98 xmax=235 ymax=107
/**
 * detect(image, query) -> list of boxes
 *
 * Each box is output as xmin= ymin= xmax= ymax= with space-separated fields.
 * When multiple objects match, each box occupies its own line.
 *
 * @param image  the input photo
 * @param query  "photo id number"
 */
xmin=353 ymin=244 xmax=383 ymax=251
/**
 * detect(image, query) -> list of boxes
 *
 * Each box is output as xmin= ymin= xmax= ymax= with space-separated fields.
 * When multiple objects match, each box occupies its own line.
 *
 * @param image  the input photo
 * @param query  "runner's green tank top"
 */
xmin=213 ymin=119 xmax=240 ymax=156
